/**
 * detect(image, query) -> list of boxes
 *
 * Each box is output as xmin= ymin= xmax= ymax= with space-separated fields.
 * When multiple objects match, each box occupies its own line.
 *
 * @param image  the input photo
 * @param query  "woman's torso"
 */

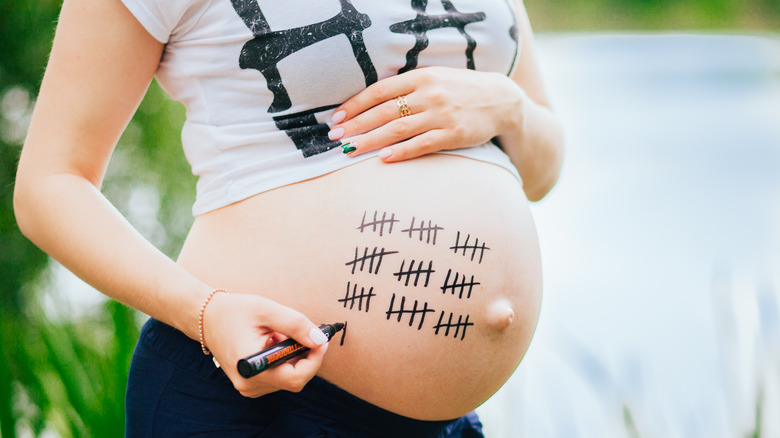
xmin=145 ymin=0 xmax=540 ymax=420
xmin=177 ymin=155 xmax=542 ymax=420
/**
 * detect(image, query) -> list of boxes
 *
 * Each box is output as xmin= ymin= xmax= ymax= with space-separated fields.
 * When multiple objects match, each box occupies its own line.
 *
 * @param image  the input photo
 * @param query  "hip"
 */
xmin=126 ymin=318 xmax=484 ymax=437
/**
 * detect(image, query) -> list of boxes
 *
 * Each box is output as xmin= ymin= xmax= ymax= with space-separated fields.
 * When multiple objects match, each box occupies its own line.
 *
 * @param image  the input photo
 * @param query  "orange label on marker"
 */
xmin=267 ymin=343 xmax=305 ymax=363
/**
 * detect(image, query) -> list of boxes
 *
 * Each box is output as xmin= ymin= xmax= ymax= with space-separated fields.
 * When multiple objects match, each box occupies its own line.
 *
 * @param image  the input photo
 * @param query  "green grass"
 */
xmin=2 ymin=300 xmax=140 ymax=437
xmin=525 ymin=0 xmax=780 ymax=32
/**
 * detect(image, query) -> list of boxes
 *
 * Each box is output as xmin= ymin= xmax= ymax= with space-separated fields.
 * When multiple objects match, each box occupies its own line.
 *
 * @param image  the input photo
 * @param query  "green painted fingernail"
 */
xmin=341 ymin=142 xmax=356 ymax=154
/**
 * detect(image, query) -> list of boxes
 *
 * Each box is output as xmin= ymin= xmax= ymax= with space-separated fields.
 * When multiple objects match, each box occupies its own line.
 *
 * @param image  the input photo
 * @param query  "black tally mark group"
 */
xmin=341 ymin=209 xmax=490 ymax=341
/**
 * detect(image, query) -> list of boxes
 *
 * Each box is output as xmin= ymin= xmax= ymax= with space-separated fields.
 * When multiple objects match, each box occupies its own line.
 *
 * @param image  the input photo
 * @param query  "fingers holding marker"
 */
xmin=237 ymin=324 xmax=342 ymax=378
xmin=252 ymin=298 xmax=329 ymax=349
xmin=258 ymin=342 xmax=329 ymax=393
xmin=203 ymin=293 xmax=336 ymax=399
xmin=235 ymin=343 xmax=328 ymax=397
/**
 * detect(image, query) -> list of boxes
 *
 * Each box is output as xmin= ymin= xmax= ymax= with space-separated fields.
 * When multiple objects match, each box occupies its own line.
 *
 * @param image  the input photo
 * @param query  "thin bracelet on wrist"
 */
xmin=198 ymin=288 xmax=228 ymax=355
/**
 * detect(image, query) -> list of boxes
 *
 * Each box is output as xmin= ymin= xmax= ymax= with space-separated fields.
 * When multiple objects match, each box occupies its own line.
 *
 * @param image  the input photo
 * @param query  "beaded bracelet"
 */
xmin=198 ymin=288 xmax=228 ymax=355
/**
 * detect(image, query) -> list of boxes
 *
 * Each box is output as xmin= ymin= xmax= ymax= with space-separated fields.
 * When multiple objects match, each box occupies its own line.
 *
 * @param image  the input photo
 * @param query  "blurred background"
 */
xmin=1 ymin=0 xmax=778 ymax=436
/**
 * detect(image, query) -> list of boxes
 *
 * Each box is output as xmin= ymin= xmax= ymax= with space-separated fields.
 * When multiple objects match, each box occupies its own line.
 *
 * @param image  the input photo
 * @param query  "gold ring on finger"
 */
xmin=395 ymin=95 xmax=412 ymax=118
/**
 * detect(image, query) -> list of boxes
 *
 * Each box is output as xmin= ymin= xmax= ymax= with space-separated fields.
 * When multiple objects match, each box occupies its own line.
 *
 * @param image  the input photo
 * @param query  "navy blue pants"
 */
xmin=126 ymin=318 xmax=484 ymax=437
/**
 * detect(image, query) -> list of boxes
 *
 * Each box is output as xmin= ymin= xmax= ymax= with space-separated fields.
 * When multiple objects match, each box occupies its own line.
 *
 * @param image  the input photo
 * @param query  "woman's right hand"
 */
xmin=202 ymin=292 xmax=330 ymax=398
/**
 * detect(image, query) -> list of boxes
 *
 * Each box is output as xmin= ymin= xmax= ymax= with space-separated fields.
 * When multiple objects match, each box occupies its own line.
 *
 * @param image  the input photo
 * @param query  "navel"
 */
xmin=486 ymin=299 xmax=515 ymax=332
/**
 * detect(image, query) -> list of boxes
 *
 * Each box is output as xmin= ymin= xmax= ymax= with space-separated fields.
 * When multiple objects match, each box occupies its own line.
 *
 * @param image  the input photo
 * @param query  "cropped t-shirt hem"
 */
xmin=192 ymin=143 xmax=523 ymax=216
xmin=192 ymin=149 xmax=381 ymax=216
xmin=118 ymin=0 xmax=525 ymax=217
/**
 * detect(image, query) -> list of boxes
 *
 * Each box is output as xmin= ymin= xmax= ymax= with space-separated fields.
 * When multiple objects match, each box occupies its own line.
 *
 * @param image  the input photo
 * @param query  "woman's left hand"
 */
xmin=328 ymin=66 xmax=525 ymax=162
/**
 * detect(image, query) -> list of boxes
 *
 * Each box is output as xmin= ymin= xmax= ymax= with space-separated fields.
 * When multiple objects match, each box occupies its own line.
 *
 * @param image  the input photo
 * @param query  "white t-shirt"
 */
xmin=121 ymin=0 xmax=523 ymax=215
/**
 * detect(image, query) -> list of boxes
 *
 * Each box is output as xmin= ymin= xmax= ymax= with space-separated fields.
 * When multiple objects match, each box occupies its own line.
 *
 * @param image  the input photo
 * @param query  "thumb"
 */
xmin=258 ymin=300 xmax=328 ymax=349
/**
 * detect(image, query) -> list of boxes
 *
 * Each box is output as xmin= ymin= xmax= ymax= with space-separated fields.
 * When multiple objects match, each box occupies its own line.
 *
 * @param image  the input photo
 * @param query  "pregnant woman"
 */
xmin=14 ymin=0 xmax=563 ymax=436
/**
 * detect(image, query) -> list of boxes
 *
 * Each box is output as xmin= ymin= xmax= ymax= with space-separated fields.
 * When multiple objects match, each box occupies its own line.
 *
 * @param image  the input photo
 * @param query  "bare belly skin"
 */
xmin=176 ymin=154 xmax=542 ymax=420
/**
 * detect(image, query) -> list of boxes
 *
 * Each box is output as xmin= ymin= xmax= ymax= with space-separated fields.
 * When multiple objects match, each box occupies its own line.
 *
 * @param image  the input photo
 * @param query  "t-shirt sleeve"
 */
xmin=121 ymin=0 xmax=192 ymax=43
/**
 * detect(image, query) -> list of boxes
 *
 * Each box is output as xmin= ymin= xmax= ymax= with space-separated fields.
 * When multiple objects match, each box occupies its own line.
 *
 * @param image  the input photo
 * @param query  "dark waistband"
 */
xmin=139 ymin=318 xmax=463 ymax=438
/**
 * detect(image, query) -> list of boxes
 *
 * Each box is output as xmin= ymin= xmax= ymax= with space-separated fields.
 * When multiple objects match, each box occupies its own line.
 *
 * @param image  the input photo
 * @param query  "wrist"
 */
xmin=495 ymin=80 xmax=528 ymax=155
xmin=490 ymin=73 xmax=528 ymax=140
xmin=507 ymin=82 xmax=529 ymax=137
xmin=168 ymin=281 xmax=220 ymax=341
xmin=198 ymin=288 xmax=229 ymax=355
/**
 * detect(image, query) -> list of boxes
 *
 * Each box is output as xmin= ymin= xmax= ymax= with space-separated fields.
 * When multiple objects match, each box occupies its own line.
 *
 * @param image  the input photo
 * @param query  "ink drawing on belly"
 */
xmin=339 ymin=209 xmax=489 ymax=341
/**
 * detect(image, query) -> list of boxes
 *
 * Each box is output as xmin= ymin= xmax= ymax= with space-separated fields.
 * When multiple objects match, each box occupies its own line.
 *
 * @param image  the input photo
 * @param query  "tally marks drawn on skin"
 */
xmin=432 ymin=311 xmax=474 ymax=341
xmin=440 ymin=269 xmax=480 ymax=299
xmin=393 ymin=259 xmax=435 ymax=288
xmin=339 ymin=282 xmax=377 ymax=312
xmin=401 ymin=216 xmax=444 ymax=245
xmin=338 ymin=321 xmax=348 ymax=346
xmin=357 ymin=210 xmax=400 ymax=236
xmin=385 ymin=293 xmax=435 ymax=330
xmin=450 ymin=231 xmax=490 ymax=264
xmin=345 ymin=247 xmax=400 ymax=275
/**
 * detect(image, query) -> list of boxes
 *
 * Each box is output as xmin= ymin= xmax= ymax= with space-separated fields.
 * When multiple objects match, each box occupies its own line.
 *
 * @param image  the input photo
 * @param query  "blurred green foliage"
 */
xmin=0 ymin=0 xmax=778 ymax=436
xmin=1 ymin=1 xmax=61 ymax=436
xmin=0 ymin=0 xmax=58 ymax=315
xmin=6 ymin=300 xmax=140 ymax=437
xmin=1 ymin=0 xmax=192 ymax=435
xmin=526 ymin=0 xmax=780 ymax=31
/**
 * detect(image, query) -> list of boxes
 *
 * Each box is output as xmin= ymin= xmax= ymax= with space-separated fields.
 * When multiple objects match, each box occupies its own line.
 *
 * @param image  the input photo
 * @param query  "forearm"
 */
xmin=11 ymin=0 xmax=210 ymax=339
xmin=495 ymin=0 xmax=564 ymax=202
xmin=12 ymin=0 xmax=330 ymax=397
xmin=498 ymin=86 xmax=564 ymax=202
xmin=13 ymin=172 xmax=209 ymax=340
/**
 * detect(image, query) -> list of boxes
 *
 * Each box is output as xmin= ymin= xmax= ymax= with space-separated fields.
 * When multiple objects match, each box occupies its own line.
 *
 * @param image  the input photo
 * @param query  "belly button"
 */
xmin=487 ymin=299 xmax=514 ymax=331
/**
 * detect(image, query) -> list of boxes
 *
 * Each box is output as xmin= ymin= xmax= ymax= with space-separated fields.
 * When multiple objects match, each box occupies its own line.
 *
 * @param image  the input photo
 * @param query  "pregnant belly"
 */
xmin=177 ymin=154 xmax=542 ymax=420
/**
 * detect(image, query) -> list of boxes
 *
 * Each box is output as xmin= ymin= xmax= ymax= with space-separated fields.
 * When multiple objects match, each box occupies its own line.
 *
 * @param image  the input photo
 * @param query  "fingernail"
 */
xmin=328 ymin=127 xmax=344 ymax=141
xmin=341 ymin=142 xmax=357 ymax=154
xmin=331 ymin=110 xmax=346 ymax=124
xmin=378 ymin=148 xmax=393 ymax=159
xmin=309 ymin=327 xmax=328 ymax=345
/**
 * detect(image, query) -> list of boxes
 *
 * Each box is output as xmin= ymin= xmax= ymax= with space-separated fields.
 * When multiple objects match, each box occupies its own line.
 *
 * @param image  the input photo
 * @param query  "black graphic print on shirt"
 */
xmin=229 ymin=0 xmax=492 ymax=158
xmin=272 ymin=104 xmax=342 ymax=158
xmin=229 ymin=0 xmax=379 ymax=158
xmin=390 ymin=0 xmax=486 ymax=74
xmin=230 ymin=0 xmax=377 ymax=113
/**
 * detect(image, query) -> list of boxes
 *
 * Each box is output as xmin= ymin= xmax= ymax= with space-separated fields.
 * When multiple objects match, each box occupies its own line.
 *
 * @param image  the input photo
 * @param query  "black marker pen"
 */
xmin=237 ymin=323 xmax=344 ymax=378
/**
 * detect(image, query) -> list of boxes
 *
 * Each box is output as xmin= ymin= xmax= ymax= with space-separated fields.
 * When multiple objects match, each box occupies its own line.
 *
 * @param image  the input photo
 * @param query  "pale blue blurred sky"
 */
xmin=478 ymin=33 xmax=780 ymax=438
